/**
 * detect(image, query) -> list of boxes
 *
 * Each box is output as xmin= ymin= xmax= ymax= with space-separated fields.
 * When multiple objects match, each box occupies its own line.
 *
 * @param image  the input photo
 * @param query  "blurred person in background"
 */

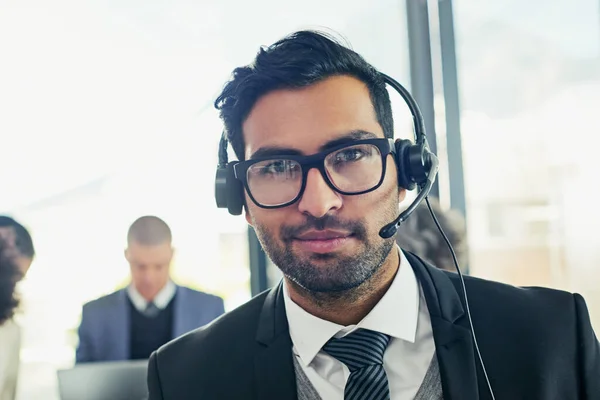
xmin=0 ymin=217 xmax=35 ymax=276
xmin=76 ymin=215 xmax=225 ymax=363
xmin=0 ymin=216 xmax=35 ymax=400
xmin=396 ymin=197 xmax=468 ymax=272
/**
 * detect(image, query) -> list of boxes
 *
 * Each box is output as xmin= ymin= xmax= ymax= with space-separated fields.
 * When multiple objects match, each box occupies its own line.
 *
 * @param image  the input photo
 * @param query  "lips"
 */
xmin=295 ymin=230 xmax=352 ymax=240
xmin=293 ymin=230 xmax=354 ymax=253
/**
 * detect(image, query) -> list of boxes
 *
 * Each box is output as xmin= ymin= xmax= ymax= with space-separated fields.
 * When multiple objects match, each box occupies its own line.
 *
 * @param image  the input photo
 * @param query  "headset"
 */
xmin=214 ymin=73 xmax=495 ymax=399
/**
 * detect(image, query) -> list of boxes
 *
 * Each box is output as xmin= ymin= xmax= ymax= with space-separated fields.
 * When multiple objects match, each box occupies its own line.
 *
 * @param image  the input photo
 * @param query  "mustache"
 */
xmin=280 ymin=214 xmax=367 ymax=242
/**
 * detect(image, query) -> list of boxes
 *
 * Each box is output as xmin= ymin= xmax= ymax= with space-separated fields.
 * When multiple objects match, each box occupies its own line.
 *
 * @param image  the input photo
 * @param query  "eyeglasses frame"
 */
xmin=231 ymin=138 xmax=396 ymax=209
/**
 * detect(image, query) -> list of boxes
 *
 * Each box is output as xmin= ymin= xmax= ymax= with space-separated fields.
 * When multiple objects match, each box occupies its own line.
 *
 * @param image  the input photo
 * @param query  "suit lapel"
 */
xmin=430 ymin=315 xmax=480 ymax=400
xmin=254 ymin=283 xmax=297 ymax=400
xmin=114 ymin=290 xmax=130 ymax=360
xmin=171 ymin=285 xmax=185 ymax=338
xmin=405 ymin=251 xmax=480 ymax=400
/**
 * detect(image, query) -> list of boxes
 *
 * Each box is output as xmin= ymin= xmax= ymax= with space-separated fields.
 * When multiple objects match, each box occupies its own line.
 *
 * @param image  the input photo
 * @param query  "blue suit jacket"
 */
xmin=75 ymin=285 xmax=225 ymax=363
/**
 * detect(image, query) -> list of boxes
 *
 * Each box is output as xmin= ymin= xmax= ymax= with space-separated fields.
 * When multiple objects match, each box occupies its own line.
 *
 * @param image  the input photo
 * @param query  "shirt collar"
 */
xmin=283 ymin=247 xmax=420 ymax=367
xmin=127 ymin=280 xmax=177 ymax=312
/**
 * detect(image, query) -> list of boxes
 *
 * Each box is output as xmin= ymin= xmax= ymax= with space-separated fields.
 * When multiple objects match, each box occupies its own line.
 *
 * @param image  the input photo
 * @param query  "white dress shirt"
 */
xmin=283 ymin=248 xmax=435 ymax=400
xmin=127 ymin=280 xmax=177 ymax=313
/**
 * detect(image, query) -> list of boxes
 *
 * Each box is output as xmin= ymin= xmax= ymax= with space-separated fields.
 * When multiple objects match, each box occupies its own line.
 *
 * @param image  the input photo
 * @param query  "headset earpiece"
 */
xmin=215 ymin=134 xmax=245 ymax=216
xmin=394 ymin=138 xmax=435 ymax=190
xmin=215 ymin=165 xmax=229 ymax=209
xmin=394 ymin=139 xmax=415 ymax=190
xmin=214 ymin=162 xmax=245 ymax=216
xmin=225 ymin=162 xmax=244 ymax=215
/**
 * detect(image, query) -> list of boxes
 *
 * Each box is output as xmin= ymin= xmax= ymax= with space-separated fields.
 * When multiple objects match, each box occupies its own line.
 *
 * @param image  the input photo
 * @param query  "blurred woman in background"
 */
xmin=396 ymin=197 xmax=469 ymax=272
xmin=0 ymin=217 xmax=34 ymax=400
xmin=0 ymin=227 xmax=23 ymax=400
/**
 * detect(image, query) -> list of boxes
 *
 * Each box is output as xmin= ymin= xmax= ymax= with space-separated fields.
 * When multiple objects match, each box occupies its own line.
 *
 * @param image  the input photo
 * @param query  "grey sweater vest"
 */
xmin=293 ymin=353 xmax=443 ymax=400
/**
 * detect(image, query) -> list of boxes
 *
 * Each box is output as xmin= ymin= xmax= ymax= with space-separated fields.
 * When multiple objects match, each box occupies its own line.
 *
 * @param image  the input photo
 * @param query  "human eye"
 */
xmin=332 ymin=145 xmax=371 ymax=164
xmin=261 ymin=160 xmax=287 ymax=174
xmin=254 ymin=159 xmax=300 ymax=177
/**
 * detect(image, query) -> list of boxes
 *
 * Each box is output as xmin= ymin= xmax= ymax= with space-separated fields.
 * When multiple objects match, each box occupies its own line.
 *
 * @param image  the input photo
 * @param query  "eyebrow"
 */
xmin=249 ymin=130 xmax=379 ymax=159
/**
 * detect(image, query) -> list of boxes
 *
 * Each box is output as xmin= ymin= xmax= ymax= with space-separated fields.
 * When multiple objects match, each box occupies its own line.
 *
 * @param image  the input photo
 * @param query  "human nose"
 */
xmin=297 ymin=168 xmax=342 ymax=218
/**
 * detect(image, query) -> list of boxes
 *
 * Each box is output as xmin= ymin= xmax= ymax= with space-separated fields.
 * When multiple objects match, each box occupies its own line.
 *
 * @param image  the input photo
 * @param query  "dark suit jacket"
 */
xmin=76 ymin=285 xmax=225 ymax=363
xmin=147 ymin=252 xmax=600 ymax=399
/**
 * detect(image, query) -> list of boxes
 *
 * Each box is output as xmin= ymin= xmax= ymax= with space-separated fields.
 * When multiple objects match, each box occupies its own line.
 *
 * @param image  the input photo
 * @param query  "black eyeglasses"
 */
xmin=232 ymin=138 xmax=395 ymax=209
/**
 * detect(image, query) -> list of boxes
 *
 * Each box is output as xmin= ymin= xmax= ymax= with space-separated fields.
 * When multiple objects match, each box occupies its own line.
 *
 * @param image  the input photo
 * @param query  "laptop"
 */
xmin=57 ymin=360 xmax=148 ymax=400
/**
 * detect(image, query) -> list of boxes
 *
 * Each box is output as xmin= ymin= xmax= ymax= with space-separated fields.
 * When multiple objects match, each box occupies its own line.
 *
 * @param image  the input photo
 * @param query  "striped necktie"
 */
xmin=322 ymin=328 xmax=391 ymax=400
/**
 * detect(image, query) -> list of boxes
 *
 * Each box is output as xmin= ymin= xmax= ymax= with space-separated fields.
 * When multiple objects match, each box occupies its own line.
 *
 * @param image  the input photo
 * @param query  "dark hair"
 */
xmin=396 ymin=197 xmax=468 ymax=272
xmin=215 ymin=30 xmax=394 ymax=161
xmin=0 ymin=216 xmax=35 ymax=259
xmin=127 ymin=216 xmax=172 ymax=246
xmin=0 ymin=238 xmax=21 ymax=325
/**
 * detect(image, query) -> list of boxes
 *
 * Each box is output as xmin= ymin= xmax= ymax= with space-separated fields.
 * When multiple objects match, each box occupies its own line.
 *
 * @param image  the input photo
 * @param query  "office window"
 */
xmin=454 ymin=0 xmax=600 ymax=328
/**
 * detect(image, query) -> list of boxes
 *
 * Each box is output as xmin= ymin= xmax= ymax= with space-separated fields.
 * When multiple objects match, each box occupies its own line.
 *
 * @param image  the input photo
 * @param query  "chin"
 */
xmin=307 ymin=252 xmax=338 ymax=262
xmin=295 ymin=274 xmax=367 ymax=294
xmin=140 ymin=290 xmax=157 ymax=300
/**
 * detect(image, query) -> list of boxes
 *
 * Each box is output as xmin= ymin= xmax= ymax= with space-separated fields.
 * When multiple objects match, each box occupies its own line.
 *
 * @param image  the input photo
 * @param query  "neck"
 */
xmin=134 ymin=280 xmax=170 ymax=303
xmin=286 ymin=247 xmax=400 ymax=326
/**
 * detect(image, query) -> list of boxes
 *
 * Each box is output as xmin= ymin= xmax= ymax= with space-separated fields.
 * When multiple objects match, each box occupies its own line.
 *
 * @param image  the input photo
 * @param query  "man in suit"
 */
xmin=147 ymin=31 xmax=600 ymax=399
xmin=76 ymin=215 xmax=224 ymax=363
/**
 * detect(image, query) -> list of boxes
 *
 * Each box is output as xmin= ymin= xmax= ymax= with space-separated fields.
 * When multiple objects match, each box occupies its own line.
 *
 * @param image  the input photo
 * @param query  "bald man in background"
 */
xmin=76 ymin=216 xmax=225 ymax=363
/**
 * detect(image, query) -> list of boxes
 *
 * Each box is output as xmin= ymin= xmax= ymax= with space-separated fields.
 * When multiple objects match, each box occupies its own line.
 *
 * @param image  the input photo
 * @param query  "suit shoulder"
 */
xmin=156 ymin=290 xmax=268 ymax=360
xmin=150 ymin=291 xmax=272 ymax=396
xmin=445 ymin=272 xmax=577 ymax=325
xmin=451 ymin=272 xmax=573 ymax=303
xmin=178 ymin=286 xmax=224 ymax=304
xmin=82 ymin=289 xmax=125 ymax=311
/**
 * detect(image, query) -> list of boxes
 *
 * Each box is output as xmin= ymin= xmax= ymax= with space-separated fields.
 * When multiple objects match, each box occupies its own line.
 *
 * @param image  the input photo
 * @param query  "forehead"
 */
xmin=242 ymin=75 xmax=384 ymax=158
xmin=128 ymin=242 xmax=171 ymax=262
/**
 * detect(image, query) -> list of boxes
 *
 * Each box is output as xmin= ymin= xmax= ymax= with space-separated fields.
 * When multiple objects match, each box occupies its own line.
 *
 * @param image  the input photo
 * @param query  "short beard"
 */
xmin=252 ymin=213 xmax=396 ymax=301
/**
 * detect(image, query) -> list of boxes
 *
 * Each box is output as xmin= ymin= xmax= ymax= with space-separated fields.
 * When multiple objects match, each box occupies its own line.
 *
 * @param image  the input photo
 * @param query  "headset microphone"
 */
xmin=379 ymin=153 xmax=439 ymax=239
